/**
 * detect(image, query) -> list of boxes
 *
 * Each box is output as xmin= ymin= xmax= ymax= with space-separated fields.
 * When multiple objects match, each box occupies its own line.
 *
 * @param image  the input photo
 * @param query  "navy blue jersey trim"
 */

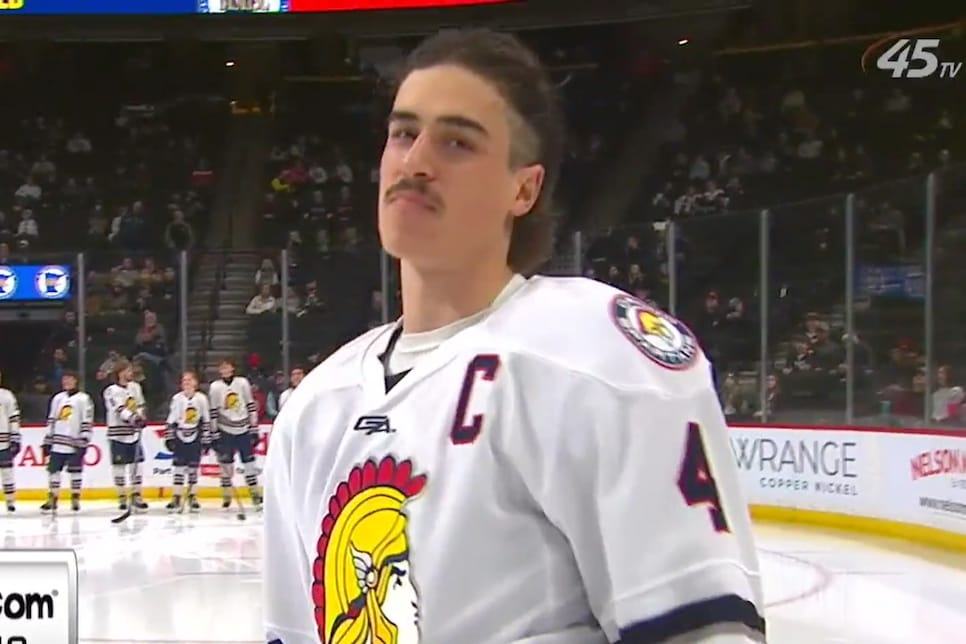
xmin=617 ymin=593 xmax=765 ymax=643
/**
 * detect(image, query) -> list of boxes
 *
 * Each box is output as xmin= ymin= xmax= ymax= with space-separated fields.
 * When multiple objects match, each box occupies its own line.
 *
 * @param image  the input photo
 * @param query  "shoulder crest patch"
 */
xmin=610 ymin=293 xmax=699 ymax=370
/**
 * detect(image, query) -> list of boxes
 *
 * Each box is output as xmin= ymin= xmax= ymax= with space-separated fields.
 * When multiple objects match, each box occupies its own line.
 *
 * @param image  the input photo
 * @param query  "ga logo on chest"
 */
xmin=313 ymin=456 xmax=427 ymax=644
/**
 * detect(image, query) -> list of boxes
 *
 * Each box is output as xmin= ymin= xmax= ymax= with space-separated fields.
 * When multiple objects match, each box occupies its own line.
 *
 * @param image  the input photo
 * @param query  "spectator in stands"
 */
xmin=46 ymin=347 xmax=69 ymax=391
xmin=15 ymin=177 xmax=41 ymax=202
xmin=50 ymin=310 xmax=78 ymax=349
xmin=254 ymin=258 xmax=279 ymax=289
xmin=65 ymin=131 xmax=92 ymax=155
xmin=111 ymin=257 xmax=139 ymax=290
xmin=251 ymin=382 xmax=270 ymax=423
xmin=932 ymin=365 xmax=964 ymax=426
xmin=246 ymin=284 xmax=277 ymax=316
xmin=16 ymin=209 xmax=38 ymax=241
xmin=133 ymin=310 xmax=169 ymax=366
xmin=295 ymin=280 xmax=324 ymax=318
xmin=164 ymin=210 xmax=194 ymax=251
xmin=281 ymin=286 xmax=301 ymax=314
xmin=885 ymin=367 xmax=927 ymax=420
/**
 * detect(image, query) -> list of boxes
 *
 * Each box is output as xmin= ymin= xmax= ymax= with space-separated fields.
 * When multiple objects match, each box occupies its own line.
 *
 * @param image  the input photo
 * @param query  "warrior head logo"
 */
xmin=313 ymin=456 xmax=426 ymax=644
xmin=184 ymin=406 xmax=198 ymax=425
xmin=58 ymin=405 xmax=73 ymax=421
xmin=225 ymin=391 xmax=240 ymax=410
xmin=124 ymin=396 xmax=138 ymax=411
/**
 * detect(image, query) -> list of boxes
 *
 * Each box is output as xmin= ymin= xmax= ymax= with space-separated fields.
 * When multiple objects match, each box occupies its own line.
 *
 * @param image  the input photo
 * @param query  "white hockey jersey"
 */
xmin=45 ymin=390 xmax=95 ymax=454
xmin=166 ymin=391 xmax=212 ymax=443
xmin=209 ymin=377 xmax=257 ymax=435
xmin=0 ymin=388 xmax=21 ymax=450
xmin=263 ymin=276 xmax=765 ymax=644
xmin=104 ymin=382 xmax=147 ymax=444
xmin=278 ymin=387 xmax=294 ymax=410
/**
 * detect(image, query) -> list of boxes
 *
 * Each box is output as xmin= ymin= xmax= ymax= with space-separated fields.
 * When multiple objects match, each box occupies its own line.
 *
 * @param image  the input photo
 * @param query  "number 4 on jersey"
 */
xmin=677 ymin=422 xmax=730 ymax=533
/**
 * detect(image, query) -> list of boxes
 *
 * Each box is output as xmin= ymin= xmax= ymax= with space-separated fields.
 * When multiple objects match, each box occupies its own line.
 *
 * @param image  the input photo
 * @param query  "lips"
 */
xmin=389 ymin=190 xmax=436 ymax=210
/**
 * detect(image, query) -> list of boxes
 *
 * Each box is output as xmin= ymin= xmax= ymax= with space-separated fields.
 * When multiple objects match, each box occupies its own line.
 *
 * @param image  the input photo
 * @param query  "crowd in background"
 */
xmin=0 ymin=46 xmax=222 ymax=421
xmin=1 ymin=34 xmax=963 ymax=430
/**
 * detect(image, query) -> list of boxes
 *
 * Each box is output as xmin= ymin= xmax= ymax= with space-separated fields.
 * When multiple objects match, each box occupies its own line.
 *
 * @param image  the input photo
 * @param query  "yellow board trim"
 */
xmin=750 ymin=504 xmax=966 ymax=554
xmin=12 ymin=488 xmax=255 ymax=501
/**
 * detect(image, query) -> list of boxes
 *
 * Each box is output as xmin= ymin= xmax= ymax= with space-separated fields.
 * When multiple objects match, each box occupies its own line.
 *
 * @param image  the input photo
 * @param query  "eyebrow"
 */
xmin=388 ymin=110 xmax=490 ymax=138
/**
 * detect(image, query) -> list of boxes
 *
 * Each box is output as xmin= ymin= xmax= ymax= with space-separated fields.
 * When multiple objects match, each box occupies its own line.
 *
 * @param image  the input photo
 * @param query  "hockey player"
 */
xmin=41 ymin=371 xmax=94 ymax=513
xmin=0 ymin=369 xmax=21 ymax=513
xmin=263 ymin=29 xmax=765 ymax=644
xmin=103 ymin=360 xmax=149 ymax=512
xmin=276 ymin=365 xmax=304 ymax=410
xmin=164 ymin=371 xmax=211 ymax=512
xmin=208 ymin=359 xmax=261 ymax=510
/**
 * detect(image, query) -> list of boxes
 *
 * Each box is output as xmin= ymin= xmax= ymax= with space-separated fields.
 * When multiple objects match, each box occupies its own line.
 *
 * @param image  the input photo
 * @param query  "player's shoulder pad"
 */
xmin=485 ymin=276 xmax=708 ymax=391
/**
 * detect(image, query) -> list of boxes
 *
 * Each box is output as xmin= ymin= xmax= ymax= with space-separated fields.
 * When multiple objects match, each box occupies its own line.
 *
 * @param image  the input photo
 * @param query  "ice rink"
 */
xmin=3 ymin=501 xmax=965 ymax=643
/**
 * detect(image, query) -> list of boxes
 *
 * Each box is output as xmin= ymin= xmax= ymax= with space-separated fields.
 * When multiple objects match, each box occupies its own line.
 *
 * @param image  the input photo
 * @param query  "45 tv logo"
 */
xmin=865 ymin=38 xmax=962 ymax=80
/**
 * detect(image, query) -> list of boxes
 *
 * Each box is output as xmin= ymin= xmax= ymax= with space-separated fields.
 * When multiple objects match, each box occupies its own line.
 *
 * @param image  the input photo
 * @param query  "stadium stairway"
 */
xmin=184 ymin=107 xmax=274 ymax=379
xmin=188 ymin=251 xmax=263 ymax=380
xmin=581 ymin=69 xmax=701 ymax=232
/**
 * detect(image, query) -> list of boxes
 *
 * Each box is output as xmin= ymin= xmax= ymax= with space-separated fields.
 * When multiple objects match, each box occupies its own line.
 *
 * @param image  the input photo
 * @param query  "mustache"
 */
xmin=385 ymin=179 xmax=442 ymax=208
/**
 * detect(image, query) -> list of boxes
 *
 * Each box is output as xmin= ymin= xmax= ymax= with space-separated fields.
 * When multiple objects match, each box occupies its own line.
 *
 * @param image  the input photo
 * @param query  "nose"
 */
xmin=400 ymin=132 xmax=435 ymax=181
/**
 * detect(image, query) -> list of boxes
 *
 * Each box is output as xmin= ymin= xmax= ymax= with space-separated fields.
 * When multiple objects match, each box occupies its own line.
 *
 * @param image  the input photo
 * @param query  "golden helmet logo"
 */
xmin=184 ymin=406 xmax=198 ymax=424
xmin=57 ymin=405 xmax=73 ymax=421
xmin=313 ymin=456 xmax=426 ymax=644
xmin=225 ymin=392 xmax=240 ymax=410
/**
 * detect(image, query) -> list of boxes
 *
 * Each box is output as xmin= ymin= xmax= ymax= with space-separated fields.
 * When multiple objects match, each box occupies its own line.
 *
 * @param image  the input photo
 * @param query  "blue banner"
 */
xmin=0 ymin=0 xmax=199 ymax=14
xmin=856 ymin=264 xmax=924 ymax=300
xmin=0 ymin=264 xmax=72 ymax=302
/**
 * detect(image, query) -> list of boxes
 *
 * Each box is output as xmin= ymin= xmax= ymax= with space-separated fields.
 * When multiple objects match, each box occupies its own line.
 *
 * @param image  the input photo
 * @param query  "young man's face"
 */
xmin=378 ymin=63 xmax=543 ymax=272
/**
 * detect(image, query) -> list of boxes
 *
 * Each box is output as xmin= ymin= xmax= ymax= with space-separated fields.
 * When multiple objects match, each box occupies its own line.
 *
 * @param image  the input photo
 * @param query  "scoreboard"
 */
xmin=0 ymin=0 xmax=513 ymax=14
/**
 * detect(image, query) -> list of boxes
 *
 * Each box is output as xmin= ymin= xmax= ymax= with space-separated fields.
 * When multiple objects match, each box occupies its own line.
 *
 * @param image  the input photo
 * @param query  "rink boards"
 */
xmin=10 ymin=423 xmax=270 ymax=500
xmin=8 ymin=423 xmax=966 ymax=549
xmin=732 ymin=424 xmax=966 ymax=551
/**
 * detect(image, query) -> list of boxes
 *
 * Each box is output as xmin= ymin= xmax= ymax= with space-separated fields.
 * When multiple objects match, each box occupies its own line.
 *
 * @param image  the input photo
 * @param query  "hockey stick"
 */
xmin=178 ymin=484 xmax=191 ymax=514
xmin=111 ymin=493 xmax=133 ymax=524
xmin=232 ymin=484 xmax=246 ymax=521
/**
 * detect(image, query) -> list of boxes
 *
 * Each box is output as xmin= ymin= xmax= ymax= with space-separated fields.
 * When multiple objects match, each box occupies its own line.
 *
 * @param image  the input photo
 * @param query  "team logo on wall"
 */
xmin=0 ymin=266 xmax=17 ymax=299
xmin=611 ymin=294 xmax=698 ymax=370
xmin=35 ymin=265 xmax=69 ymax=299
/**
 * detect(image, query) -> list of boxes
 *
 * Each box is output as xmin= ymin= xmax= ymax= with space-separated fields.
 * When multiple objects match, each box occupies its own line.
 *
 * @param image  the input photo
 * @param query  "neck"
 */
xmin=399 ymin=260 xmax=514 ymax=334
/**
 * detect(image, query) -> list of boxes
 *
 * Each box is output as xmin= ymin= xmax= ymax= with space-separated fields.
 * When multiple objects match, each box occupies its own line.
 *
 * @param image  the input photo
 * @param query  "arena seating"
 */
xmin=592 ymin=43 xmax=966 ymax=426
xmin=247 ymin=28 xmax=653 ymax=400
xmin=0 ymin=44 xmax=225 ymax=420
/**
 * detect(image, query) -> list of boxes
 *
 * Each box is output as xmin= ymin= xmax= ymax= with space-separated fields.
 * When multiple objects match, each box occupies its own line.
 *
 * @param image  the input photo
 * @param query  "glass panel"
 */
xmin=544 ymin=231 xmax=583 ymax=277
xmin=79 ymin=248 xmax=181 ymax=421
xmin=0 ymin=250 xmax=75 ymax=423
xmin=672 ymin=210 xmax=762 ymax=420
xmin=586 ymin=223 xmax=669 ymax=309
xmin=929 ymin=163 xmax=966 ymax=432
xmin=767 ymin=195 xmax=848 ymax=425
xmin=852 ymin=175 xmax=927 ymax=427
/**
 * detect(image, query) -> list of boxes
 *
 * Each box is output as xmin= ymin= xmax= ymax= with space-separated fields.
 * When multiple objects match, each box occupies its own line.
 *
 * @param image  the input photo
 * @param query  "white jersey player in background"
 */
xmin=41 ymin=370 xmax=94 ymax=513
xmin=104 ymin=360 xmax=149 ymax=512
xmin=277 ymin=365 xmax=304 ymax=411
xmin=165 ymin=371 xmax=212 ymax=513
xmin=264 ymin=28 xmax=765 ymax=644
xmin=209 ymin=359 xmax=262 ymax=510
xmin=0 ymin=369 xmax=21 ymax=513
